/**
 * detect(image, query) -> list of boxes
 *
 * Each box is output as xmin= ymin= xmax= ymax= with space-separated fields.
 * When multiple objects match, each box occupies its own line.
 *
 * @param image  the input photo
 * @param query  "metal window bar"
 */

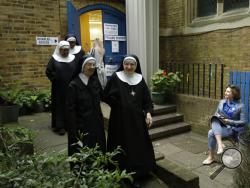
xmin=161 ymin=62 xmax=224 ymax=99
xmin=198 ymin=64 xmax=200 ymax=96
xmin=203 ymin=64 xmax=205 ymax=97
xmin=209 ymin=64 xmax=211 ymax=98
xmin=214 ymin=64 xmax=217 ymax=98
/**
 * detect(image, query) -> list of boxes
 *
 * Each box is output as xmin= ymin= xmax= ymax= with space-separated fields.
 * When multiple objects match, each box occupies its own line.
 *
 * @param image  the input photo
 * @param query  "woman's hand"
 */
xmin=222 ymin=118 xmax=230 ymax=124
xmin=145 ymin=113 xmax=153 ymax=128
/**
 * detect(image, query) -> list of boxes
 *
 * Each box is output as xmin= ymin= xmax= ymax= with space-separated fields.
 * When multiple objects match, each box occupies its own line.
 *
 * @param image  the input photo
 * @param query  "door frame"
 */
xmin=78 ymin=3 xmax=125 ymax=19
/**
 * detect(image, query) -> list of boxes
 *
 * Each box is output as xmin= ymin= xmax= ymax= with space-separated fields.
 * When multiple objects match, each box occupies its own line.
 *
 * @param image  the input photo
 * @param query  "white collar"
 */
xmin=79 ymin=73 xmax=89 ymax=86
xmin=116 ymin=71 xmax=142 ymax=85
xmin=69 ymin=45 xmax=82 ymax=55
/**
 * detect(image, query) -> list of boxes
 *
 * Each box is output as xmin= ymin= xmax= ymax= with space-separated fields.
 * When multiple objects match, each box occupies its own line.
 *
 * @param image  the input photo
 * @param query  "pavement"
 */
xmin=4 ymin=103 xmax=236 ymax=188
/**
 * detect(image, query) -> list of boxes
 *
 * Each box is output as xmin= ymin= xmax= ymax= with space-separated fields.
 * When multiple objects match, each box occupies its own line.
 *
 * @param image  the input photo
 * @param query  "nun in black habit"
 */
xmin=46 ymin=40 xmax=76 ymax=135
xmin=67 ymin=55 xmax=106 ymax=158
xmin=65 ymin=34 xmax=85 ymax=74
xmin=103 ymin=54 xmax=156 ymax=179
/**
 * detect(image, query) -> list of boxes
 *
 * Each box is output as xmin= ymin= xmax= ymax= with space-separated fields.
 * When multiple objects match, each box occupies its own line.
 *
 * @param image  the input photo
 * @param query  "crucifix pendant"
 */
xmin=131 ymin=90 xmax=136 ymax=96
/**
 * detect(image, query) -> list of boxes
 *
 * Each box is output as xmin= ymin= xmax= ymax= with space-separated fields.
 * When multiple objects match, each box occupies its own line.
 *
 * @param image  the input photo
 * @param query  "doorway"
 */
xmin=67 ymin=2 xmax=127 ymax=70
xmin=80 ymin=10 xmax=103 ymax=53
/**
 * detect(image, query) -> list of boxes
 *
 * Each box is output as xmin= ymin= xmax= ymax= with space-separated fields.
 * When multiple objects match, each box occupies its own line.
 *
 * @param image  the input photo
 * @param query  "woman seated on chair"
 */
xmin=202 ymin=85 xmax=247 ymax=165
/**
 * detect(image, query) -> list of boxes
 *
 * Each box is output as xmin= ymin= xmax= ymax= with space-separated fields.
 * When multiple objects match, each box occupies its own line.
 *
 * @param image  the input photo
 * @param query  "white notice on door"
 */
xmin=112 ymin=41 xmax=119 ymax=53
xmin=104 ymin=23 xmax=118 ymax=36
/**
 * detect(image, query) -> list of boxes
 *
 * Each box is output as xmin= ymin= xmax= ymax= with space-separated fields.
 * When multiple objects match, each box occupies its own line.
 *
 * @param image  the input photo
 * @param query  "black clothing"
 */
xmin=67 ymin=76 xmax=106 ymax=156
xmin=46 ymin=57 xmax=76 ymax=131
xmin=103 ymin=73 xmax=156 ymax=178
xmin=74 ymin=49 xmax=85 ymax=75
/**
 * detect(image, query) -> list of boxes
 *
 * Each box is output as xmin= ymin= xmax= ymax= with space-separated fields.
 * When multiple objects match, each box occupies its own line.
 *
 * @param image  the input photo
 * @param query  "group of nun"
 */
xmin=46 ymin=35 xmax=156 ymax=184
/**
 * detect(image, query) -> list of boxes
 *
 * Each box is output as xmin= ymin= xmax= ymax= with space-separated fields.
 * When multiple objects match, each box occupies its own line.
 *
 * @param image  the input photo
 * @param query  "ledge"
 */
xmin=155 ymin=158 xmax=199 ymax=188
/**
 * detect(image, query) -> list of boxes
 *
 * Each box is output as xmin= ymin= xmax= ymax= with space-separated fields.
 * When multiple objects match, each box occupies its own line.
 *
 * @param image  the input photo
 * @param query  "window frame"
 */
xmin=185 ymin=0 xmax=250 ymax=32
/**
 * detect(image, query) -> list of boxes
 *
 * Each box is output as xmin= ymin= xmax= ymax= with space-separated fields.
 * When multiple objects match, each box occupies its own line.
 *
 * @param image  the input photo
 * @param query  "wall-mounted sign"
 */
xmin=104 ymin=23 xmax=118 ymax=36
xmin=104 ymin=35 xmax=126 ymax=41
xmin=36 ymin=37 xmax=58 ymax=45
xmin=112 ymin=41 xmax=119 ymax=53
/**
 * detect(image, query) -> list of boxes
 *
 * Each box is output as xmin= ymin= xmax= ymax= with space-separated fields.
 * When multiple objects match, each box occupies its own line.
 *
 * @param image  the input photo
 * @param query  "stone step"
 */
xmin=155 ymin=158 xmax=199 ymax=188
xmin=152 ymin=104 xmax=177 ymax=116
xmin=151 ymin=113 xmax=184 ymax=128
xmin=149 ymin=122 xmax=191 ymax=141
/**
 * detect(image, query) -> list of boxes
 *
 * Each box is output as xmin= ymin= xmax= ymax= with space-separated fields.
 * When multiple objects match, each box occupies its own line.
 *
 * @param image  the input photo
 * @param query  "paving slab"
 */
xmin=153 ymin=142 xmax=182 ymax=156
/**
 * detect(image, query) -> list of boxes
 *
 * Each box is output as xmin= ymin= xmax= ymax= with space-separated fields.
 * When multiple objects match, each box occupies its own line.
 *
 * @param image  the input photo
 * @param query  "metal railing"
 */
xmin=164 ymin=62 xmax=225 ymax=99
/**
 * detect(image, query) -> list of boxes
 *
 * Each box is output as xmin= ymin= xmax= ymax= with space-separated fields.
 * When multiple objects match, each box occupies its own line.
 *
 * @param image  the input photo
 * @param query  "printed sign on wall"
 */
xmin=36 ymin=37 xmax=58 ymax=45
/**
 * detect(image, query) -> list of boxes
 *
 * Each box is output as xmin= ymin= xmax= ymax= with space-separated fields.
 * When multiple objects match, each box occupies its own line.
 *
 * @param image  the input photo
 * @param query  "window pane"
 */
xmin=197 ymin=0 xmax=217 ymax=17
xmin=224 ymin=0 xmax=249 ymax=12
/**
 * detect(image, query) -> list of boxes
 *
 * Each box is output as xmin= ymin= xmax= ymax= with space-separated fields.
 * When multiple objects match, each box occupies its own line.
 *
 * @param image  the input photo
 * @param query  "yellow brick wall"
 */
xmin=159 ymin=0 xmax=184 ymax=29
xmin=159 ymin=0 xmax=250 ymax=132
xmin=0 ymin=0 xmax=125 ymax=88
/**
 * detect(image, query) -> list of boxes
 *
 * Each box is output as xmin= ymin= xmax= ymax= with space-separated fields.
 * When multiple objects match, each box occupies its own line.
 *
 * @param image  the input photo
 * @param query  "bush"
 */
xmin=0 ymin=137 xmax=132 ymax=188
xmin=0 ymin=127 xmax=35 ymax=156
xmin=151 ymin=69 xmax=182 ymax=93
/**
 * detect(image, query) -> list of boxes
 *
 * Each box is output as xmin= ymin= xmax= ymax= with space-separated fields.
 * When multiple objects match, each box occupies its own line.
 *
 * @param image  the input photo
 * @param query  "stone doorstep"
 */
xmin=153 ymin=104 xmax=177 ymax=116
xmin=155 ymin=158 xmax=199 ymax=188
xmin=149 ymin=122 xmax=191 ymax=141
xmin=151 ymin=113 xmax=184 ymax=128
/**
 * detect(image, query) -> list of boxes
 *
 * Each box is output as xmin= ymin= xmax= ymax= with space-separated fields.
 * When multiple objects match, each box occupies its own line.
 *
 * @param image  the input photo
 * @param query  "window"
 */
xmin=197 ymin=0 xmax=217 ymax=17
xmin=184 ymin=0 xmax=250 ymax=34
xmin=195 ymin=0 xmax=249 ymax=19
xmin=224 ymin=0 xmax=249 ymax=12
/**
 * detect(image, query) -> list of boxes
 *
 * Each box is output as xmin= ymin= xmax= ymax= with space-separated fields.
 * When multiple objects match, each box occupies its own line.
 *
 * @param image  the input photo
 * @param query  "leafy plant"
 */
xmin=36 ymin=89 xmax=51 ymax=110
xmin=0 ymin=80 xmax=24 ymax=106
xmin=0 ymin=132 xmax=132 ymax=188
xmin=151 ymin=69 xmax=182 ymax=92
xmin=0 ymin=127 xmax=35 ymax=155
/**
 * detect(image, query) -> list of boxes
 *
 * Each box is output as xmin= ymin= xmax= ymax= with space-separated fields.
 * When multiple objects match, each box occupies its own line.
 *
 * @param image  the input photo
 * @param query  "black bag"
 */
xmin=210 ymin=115 xmax=226 ymax=126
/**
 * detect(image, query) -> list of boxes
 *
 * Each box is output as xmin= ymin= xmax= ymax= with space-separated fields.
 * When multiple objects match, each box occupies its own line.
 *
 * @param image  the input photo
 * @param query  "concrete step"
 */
xmin=153 ymin=104 xmax=177 ymax=116
xmin=155 ymin=158 xmax=199 ymax=188
xmin=149 ymin=122 xmax=191 ymax=141
xmin=151 ymin=113 xmax=184 ymax=128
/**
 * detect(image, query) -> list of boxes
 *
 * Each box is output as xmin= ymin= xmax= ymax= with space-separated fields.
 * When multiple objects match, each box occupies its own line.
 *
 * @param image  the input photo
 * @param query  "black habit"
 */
xmin=74 ymin=49 xmax=85 ymax=74
xmin=67 ymin=75 xmax=106 ymax=156
xmin=46 ymin=57 xmax=76 ymax=131
xmin=103 ymin=73 xmax=156 ymax=178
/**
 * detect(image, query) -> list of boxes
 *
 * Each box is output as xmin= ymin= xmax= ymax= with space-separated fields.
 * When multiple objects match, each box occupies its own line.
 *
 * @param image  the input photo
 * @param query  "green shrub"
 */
xmin=0 ymin=127 xmax=35 ymax=155
xmin=0 ymin=136 xmax=132 ymax=188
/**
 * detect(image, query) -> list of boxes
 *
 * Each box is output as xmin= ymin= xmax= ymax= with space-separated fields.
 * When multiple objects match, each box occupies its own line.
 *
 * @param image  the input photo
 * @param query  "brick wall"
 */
xmin=159 ymin=0 xmax=184 ymax=29
xmin=0 ymin=0 xmax=61 ymax=88
xmin=159 ymin=0 xmax=250 ymax=134
xmin=175 ymin=94 xmax=219 ymax=136
xmin=0 ymin=0 xmax=125 ymax=88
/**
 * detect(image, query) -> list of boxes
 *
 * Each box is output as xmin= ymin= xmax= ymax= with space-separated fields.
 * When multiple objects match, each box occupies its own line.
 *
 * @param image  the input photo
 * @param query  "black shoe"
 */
xmin=58 ymin=129 xmax=66 ymax=135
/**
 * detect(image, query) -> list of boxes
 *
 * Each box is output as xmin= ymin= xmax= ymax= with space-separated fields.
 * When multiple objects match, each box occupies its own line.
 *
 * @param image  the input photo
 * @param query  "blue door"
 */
xmin=67 ymin=3 xmax=127 ymax=69
xmin=102 ymin=9 xmax=127 ymax=67
xmin=67 ymin=1 xmax=81 ymax=44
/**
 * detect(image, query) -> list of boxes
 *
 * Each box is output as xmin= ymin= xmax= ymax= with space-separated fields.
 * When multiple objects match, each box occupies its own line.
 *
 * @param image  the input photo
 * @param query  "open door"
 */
xmin=102 ymin=10 xmax=126 ymax=67
xmin=67 ymin=1 xmax=81 ymax=44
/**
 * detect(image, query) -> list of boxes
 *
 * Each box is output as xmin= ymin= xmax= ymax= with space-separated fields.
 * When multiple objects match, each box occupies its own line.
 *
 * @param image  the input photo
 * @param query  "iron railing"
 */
xmin=165 ymin=63 xmax=225 ymax=99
